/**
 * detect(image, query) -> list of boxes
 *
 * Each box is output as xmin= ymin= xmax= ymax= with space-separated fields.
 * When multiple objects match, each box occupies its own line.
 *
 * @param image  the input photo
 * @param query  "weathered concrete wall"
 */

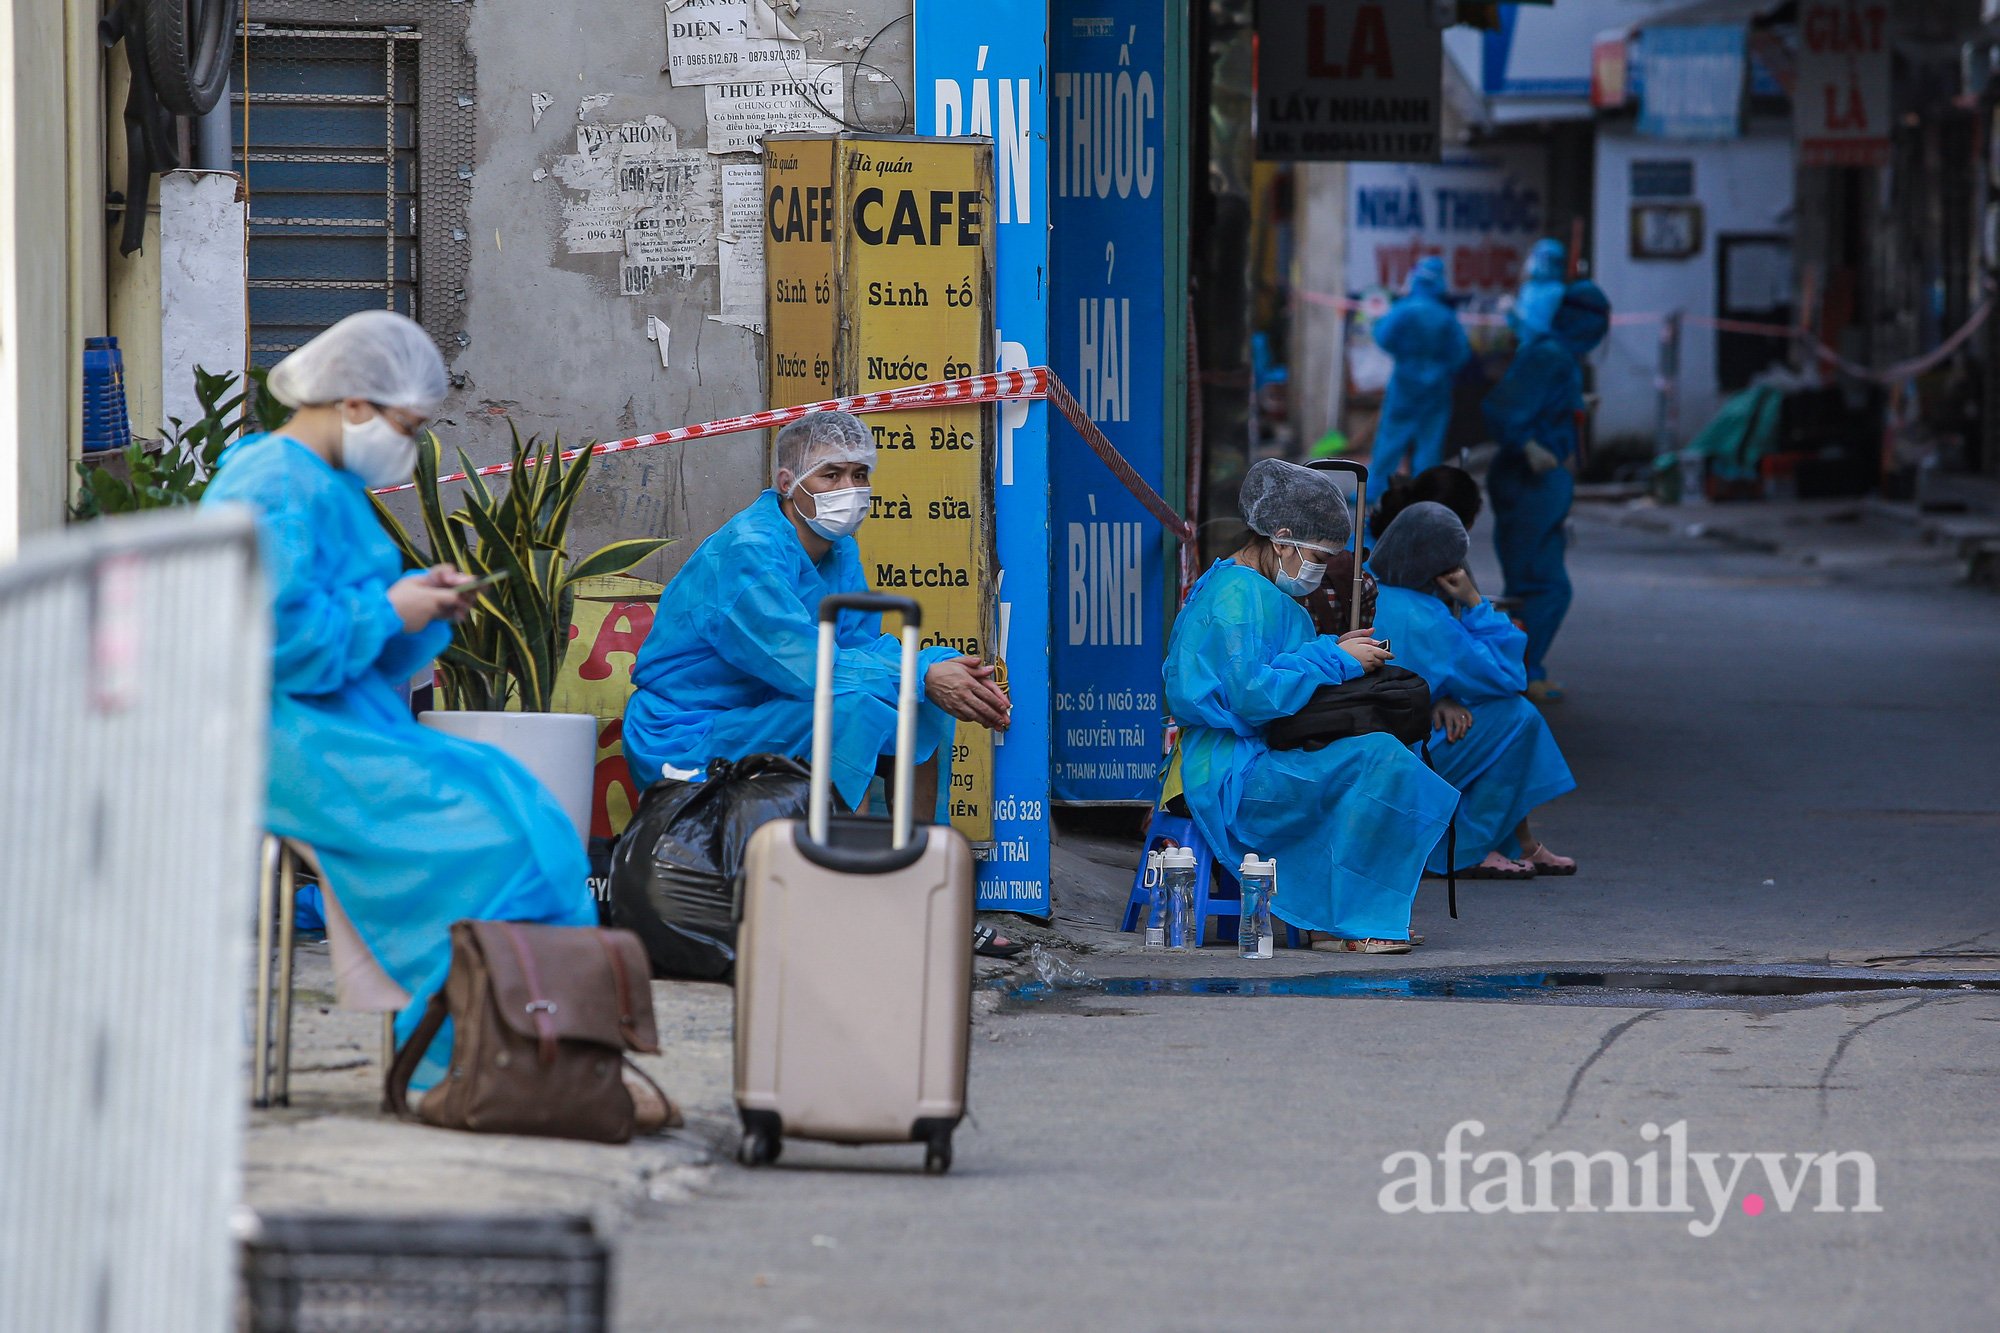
xmin=433 ymin=2 xmax=915 ymax=581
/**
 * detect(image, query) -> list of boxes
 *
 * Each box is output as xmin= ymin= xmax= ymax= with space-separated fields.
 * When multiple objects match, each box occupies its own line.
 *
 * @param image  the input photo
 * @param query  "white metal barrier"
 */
xmin=0 ymin=507 xmax=269 ymax=1333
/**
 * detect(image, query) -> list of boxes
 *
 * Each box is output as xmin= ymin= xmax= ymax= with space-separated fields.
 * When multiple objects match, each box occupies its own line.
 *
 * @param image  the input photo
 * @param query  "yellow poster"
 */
xmin=764 ymin=133 xmax=997 ymax=842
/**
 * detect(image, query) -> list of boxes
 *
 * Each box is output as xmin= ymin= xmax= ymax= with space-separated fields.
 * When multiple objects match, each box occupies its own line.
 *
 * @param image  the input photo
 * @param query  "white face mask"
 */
xmin=1272 ymin=545 xmax=1328 ymax=597
xmin=339 ymin=412 xmax=417 ymax=488
xmin=796 ymin=483 xmax=871 ymax=540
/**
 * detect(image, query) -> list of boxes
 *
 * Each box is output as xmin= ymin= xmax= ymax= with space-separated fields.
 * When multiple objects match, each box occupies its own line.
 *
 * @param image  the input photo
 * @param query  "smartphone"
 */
xmin=457 ymin=569 xmax=510 ymax=593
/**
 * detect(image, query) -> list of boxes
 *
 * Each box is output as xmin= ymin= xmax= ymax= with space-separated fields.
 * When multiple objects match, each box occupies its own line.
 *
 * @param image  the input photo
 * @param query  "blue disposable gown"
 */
xmin=624 ymin=490 xmax=958 ymax=813
xmin=1367 ymin=586 xmax=1575 ymax=871
xmin=1163 ymin=561 xmax=1459 ymax=940
xmin=1481 ymin=291 xmax=1608 ymax=679
xmin=203 ymin=434 xmax=596 ymax=1087
xmin=1371 ymin=264 xmax=1472 ymax=480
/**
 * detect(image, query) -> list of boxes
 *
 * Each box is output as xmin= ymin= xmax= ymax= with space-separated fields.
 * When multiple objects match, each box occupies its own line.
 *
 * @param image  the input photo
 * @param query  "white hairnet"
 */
xmin=1368 ymin=501 xmax=1469 ymax=590
xmin=773 ymin=410 xmax=876 ymax=492
xmin=1239 ymin=458 xmax=1351 ymax=553
xmin=266 ymin=310 xmax=448 ymax=413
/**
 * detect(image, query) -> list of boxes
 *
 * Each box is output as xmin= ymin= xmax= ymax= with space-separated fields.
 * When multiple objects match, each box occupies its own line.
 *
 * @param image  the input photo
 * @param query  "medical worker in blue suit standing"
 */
xmin=1370 ymin=256 xmax=1473 ymax=480
xmin=1482 ymin=280 xmax=1610 ymax=702
xmin=1367 ymin=501 xmax=1578 ymax=879
xmin=203 ymin=310 xmax=598 ymax=1090
xmin=1164 ymin=460 xmax=1460 ymax=954
xmin=623 ymin=411 xmax=1011 ymax=820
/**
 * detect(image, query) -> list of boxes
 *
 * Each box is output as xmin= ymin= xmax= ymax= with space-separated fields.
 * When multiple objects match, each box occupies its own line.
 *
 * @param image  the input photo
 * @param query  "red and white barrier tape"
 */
xmin=374 ymin=368 xmax=1051 ymax=495
xmin=376 ymin=364 xmax=1198 ymax=545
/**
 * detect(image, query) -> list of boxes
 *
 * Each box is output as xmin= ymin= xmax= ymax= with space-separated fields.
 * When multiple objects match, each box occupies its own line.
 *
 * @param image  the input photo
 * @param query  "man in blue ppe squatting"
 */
xmin=1371 ymin=255 xmax=1472 ymax=480
xmin=623 ymin=410 xmax=1012 ymax=822
xmin=1482 ymin=279 xmax=1610 ymax=703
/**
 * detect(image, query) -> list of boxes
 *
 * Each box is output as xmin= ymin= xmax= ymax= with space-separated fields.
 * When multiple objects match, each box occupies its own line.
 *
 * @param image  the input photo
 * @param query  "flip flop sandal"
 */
xmin=1408 ymin=934 xmax=1426 ymax=946
xmin=973 ymin=923 xmax=1025 ymax=959
xmin=1520 ymin=845 xmax=1577 ymax=875
xmin=1311 ymin=937 xmax=1414 ymax=954
xmin=1459 ymin=856 xmax=1536 ymax=880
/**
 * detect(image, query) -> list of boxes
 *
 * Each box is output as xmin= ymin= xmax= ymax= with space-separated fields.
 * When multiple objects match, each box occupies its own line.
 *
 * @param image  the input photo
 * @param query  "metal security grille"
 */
xmin=235 ymin=27 xmax=420 ymax=366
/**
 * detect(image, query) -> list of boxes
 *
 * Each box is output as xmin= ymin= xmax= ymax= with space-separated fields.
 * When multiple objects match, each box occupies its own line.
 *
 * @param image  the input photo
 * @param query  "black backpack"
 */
xmin=1263 ymin=666 xmax=1434 ymax=751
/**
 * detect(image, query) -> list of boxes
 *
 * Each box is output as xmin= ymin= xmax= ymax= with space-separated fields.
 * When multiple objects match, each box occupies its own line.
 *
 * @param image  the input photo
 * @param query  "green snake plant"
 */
xmin=371 ymin=423 xmax=672 ymax=712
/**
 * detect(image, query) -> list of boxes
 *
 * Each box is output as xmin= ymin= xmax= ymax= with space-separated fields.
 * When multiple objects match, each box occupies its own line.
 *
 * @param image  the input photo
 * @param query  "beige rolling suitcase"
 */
xmin=733 ymin=592 xmax=975 ymax=1173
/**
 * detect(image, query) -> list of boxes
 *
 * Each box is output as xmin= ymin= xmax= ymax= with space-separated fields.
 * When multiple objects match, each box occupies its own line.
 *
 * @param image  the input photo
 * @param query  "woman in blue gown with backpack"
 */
xmin=1164 ymin=460 xmax=1459 ymax=954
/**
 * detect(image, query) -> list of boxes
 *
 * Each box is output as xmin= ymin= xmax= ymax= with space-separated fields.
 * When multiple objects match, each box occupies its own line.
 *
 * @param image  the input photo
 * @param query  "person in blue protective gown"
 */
xmin=202 ymin=310 xmax=600 ymax=1092
xmin=1370 ymin=256 xmax=1473 ymax=481
xmin=1482 ymin=279 xmax=1610 ymax=702
xmin=1367 ymin=502 xmax=1577 ymax=878
xmin=1509 ymin=237 xmax=1568 ymax=338
xmin=623 ymin=410 xmax=1011 ymax=823
xmin=1164 ymin=459 xmax=1460 ymax=954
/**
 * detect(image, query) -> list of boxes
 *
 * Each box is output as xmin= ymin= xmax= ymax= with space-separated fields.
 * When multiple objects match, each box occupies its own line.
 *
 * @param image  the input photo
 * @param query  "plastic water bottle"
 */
xmin=1142 ymin=851 xmax=1167 ymax=948
xmin=1160 ymin=847 xmax=1198 ymax=951
xmin=1237 ymin=855 xmax=1275 ymax=959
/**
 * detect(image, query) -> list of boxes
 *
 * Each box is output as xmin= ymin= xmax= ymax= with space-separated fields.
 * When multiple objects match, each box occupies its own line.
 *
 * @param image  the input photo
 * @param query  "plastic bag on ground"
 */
xmin=1025 ymin=944 xmax=1101 ymax=990
xmin=608 ymin=754 xmax=813 ymax=981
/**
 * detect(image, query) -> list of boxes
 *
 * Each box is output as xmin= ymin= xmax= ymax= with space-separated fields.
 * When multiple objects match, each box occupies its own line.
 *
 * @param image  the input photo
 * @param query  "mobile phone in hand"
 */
xmin=457 ymin=569 xmax=510 ymax=593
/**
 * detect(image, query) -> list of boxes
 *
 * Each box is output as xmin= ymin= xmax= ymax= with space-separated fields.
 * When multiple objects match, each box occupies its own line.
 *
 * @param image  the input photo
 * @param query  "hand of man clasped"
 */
xmin=1435 ymin=567 xmax=1483 ymax=608
xmin=1433 ymin=698 xmax=1473 ymax=742
xmin=925 ymin=656 xmax=1012 ymax=730
xmin=388 ymin=564 xmax=479 ymax=633
xmin=1335 ymin=626 xmax=1393 ymax=673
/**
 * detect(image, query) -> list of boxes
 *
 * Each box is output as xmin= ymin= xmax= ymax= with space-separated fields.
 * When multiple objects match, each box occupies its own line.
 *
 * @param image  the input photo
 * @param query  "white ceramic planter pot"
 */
xmin=419 ymin=710 xmax=599 ymax=845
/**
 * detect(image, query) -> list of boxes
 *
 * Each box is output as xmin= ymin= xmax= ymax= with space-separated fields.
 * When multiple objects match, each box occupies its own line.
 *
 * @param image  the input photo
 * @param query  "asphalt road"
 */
xmin=618 ymin=507 xmax=2000 ymax=1332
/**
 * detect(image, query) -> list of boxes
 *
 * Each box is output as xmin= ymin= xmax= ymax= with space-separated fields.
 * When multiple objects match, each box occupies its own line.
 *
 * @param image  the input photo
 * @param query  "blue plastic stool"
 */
xmin=1120 ymin=812 xmax=1302 ymax=948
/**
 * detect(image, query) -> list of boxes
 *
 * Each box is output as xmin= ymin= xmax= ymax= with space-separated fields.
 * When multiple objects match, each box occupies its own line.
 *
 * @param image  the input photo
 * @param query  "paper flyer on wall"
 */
xmin=663 ymin=0 xmax=809 ymax=88
xmin=710 ymin=162 xmax=767 ymax=330
xmin=704 ymin=65 xmax=845 ymax=154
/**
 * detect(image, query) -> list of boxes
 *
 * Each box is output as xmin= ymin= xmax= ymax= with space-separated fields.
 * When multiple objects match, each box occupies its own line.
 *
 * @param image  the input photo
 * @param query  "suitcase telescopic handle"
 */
xmin=1305 ymin=459 xmax=1370 ymax=633
xmin=812 ymin=593 xmax=925 ymax=850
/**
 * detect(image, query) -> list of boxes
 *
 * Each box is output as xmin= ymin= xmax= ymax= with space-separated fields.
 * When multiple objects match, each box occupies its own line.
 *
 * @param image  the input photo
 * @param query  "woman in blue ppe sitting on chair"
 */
xmin=1367 ymin=502 xmax=1577 ymax=879
xmin=1483 ymin=279 xmax=1611 ymax=703
xmin=203 ymin=310 xmax=600 ymax=1093
xmin=1164 ymin=459 xmax=1460 ymax=955
xmin=622 ymin=411 xmax=1015 ymax=950
xmin=1370 ymin=255 xmax=1473 ymax=481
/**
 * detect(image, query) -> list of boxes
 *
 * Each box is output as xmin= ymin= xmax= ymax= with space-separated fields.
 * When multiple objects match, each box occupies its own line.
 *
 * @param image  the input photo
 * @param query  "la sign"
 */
xmin=1257 ymin=1 xmax=1442 ymax=163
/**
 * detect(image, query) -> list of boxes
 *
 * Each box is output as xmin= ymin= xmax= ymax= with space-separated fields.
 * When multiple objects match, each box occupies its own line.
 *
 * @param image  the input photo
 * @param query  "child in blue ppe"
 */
xmin=1367 ymin=502 xmax=1577 ymax=878
xmin=1164 ymin=460 xmax=1460 ymax=954
xmin=203 ymin=311 xmax=599 ymax=1092
xmin=1482 ymin=280 xmax=1611 ymax=701
xmin=623 ymin=412 xmax=1011 ymax=824
xmin=1371 ymin=256 xmax=1472 ymax=480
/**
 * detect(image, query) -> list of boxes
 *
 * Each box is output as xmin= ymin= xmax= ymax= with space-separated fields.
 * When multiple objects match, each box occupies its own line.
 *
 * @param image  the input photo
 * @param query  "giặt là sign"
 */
xmin=1794 ymin=2 xmax=1889 ymax=167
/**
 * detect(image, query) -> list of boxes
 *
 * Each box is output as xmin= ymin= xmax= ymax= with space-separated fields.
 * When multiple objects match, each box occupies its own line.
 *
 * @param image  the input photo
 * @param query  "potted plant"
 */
xmin=372 ymin=425 xmax=672 ymax=840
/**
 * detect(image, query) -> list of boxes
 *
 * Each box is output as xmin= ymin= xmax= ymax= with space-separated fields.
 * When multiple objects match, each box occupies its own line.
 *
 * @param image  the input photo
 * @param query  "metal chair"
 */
xmin=251 ymin=836 xmax=405 ymax=1108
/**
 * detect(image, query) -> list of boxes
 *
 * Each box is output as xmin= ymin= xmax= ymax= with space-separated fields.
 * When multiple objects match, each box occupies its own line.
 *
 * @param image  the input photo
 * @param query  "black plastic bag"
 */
xmin=607 ymin=754 xmax=814 ymax=981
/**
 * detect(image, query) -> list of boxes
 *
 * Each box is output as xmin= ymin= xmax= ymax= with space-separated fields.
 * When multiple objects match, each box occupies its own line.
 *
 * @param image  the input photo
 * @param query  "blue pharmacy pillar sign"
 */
xmin=1049 ymin=2 xmax=1167 ymax=804
xmin=917 ymin=5 xmax=1052 ymax=913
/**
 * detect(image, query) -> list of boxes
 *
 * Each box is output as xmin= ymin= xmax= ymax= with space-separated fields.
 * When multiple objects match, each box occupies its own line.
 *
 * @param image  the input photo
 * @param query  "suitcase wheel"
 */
xmin=922 ymin=1129 xmax=952 ymax=1176
xmin=737 ymin=1127 xmax=782 ymax=1167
